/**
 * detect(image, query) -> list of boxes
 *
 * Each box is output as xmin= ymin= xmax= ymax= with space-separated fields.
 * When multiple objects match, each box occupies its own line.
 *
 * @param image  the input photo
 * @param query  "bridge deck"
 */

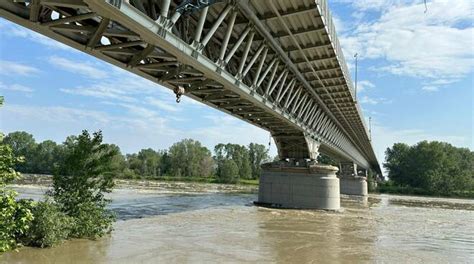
xmin=0 ymin=0 xmax=380 ymax=172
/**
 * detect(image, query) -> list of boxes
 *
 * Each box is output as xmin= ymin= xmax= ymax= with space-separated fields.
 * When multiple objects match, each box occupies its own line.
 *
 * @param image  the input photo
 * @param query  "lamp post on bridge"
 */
xmin=369 ymin=116 xmax=372 ymax=142
xmin=354 ymin=53 xmax=358 ymax=102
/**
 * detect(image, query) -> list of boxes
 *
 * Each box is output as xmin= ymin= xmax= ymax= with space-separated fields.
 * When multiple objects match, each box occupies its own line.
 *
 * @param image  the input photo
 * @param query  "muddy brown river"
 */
xmin=2 ymin=185 xmax=473 ymax=263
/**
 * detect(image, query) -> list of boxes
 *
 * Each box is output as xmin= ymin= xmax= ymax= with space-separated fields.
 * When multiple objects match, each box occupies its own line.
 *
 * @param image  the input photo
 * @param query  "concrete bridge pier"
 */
xmin=339 ymin=162 xmax=368 ymax=196
xmin=256 ymin=135 xmax=340 ymax=210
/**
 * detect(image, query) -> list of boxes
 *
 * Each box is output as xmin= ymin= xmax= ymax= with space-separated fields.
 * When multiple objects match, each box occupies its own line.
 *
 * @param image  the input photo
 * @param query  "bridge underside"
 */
xmin=0 ymin=0 xmax=380 ymax=175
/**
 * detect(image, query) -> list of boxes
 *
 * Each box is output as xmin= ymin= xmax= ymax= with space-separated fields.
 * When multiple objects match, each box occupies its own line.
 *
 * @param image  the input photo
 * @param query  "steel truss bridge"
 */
xmin=1 ymin=0 xmax=381 ymax=173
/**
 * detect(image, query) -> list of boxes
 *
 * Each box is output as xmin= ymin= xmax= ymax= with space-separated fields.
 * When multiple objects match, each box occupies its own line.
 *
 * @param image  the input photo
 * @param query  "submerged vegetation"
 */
xmin=50 ymin=131 xmax=116 ymax=239
xmin=1 ymin=130 xmax=117 ymax=252
xmin=0 ymin=135 xmax=33 ymax=252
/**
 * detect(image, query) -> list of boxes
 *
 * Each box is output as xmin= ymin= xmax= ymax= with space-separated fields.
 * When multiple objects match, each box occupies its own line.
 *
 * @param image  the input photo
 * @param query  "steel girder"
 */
xmin=0 ymin=0 xmax=380 ymax=172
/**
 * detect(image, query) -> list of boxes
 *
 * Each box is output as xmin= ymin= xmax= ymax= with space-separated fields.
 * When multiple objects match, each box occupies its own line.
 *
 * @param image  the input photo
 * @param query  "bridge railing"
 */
xmin=315 ymin=0 xmax=370 ymax=138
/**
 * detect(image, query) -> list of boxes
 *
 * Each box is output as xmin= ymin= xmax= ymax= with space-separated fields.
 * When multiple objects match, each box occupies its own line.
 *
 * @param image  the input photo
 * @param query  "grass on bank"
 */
xmin=376 ymin=182 xmax=474 ymax=199
xmin=237 ymin=179 xmax=259 ymax=186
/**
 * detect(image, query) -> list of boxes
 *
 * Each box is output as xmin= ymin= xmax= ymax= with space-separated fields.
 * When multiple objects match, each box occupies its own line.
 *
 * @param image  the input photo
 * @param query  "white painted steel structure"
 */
xmin=0 ymin=0 xmax=381 ymax=173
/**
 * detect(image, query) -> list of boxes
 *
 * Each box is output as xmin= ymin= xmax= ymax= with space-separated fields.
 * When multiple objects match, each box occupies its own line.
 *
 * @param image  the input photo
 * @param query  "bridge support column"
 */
xmin=339 ymin=162 xmax=368 ymax=196
xmin=257 ymin=160 xmax=340 ymax=210
xmin=257 ymin=135 xmax=340 ymax=210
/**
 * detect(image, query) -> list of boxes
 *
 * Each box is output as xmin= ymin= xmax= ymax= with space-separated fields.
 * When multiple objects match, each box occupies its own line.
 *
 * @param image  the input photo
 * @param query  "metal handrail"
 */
xmin=315 ymin=0 xmax=370 ymax=137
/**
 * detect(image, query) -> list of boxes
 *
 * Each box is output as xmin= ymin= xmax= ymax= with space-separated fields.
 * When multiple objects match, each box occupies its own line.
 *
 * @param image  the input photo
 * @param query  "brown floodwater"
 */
xmin=2 ymin=185 xmax=473 ymax=263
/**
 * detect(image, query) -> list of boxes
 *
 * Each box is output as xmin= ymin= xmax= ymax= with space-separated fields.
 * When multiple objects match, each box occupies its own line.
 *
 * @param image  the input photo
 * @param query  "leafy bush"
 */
xmin=13 ymin=199 xmax=35 ymax=237
xmin=0 ymin=190 xmax=18 ymax=252
xmin=0 ymin=192 xmax=35 ymax=252
xmin=21 ymin=201 xmax=72 ymax=248
xmin=0 ymin=131 xmax=34 ymax=252
xmin=69 ymin=200 xmax=114 ymax=239
xmin=1 ymin=190 xmax=31 ymax=252
xmin=49 ymin=130 xmax=117 ymax=239
xmin=377 ymin=182 xmax=429 ymax=196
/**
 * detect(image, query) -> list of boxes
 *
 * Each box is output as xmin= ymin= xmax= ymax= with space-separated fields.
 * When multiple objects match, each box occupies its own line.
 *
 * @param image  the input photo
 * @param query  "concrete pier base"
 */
xmin=339 ymin=176 xmax=368 ymax=196
xmin=257 ymin=161 xmax=340 ymax=210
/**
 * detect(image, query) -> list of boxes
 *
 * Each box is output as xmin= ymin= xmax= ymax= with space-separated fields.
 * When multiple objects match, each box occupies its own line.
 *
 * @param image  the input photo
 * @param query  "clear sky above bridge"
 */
xmin=0 ymin=0 xmax=472 ymax=162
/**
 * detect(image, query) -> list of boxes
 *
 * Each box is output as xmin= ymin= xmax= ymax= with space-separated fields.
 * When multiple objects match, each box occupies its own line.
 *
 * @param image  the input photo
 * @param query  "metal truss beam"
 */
xmin=0 ymin=0 xmax=376 ymax=170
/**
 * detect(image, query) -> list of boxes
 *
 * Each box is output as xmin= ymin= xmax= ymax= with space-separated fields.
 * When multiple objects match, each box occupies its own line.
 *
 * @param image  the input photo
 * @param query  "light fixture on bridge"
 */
xmin=354 ymin=53 xmax=358 ymax=102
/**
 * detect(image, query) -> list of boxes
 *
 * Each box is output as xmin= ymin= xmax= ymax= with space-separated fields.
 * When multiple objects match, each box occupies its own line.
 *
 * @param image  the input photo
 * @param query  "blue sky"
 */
xmin=0 ymin=0 xmax=472 ymax=164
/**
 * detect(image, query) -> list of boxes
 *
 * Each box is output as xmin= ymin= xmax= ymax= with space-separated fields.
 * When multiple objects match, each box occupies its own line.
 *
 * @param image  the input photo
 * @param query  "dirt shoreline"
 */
xmin=14 ymin=174 xmax=258 ymax=194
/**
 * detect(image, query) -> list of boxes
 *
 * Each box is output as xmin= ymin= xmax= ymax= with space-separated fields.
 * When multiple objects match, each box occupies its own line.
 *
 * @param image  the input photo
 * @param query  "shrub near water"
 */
xmin=0 ymin=191 xmax=34 ymax=252
xmin=0 ymin=132 xmax=34 ymax=252
xmin=49 ymin=130 xmax=117 ymax=239
xmin=68 ymin=200 xmax=115 ymax=238
xmin=1 ymin=129 xmax=118 ymax=252
xmin=21 ymin=201 xmax=72 ymax=248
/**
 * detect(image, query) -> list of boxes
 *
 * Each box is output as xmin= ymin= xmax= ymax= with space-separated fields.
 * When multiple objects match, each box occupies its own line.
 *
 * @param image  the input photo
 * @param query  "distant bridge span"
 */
xmin=1 ymin=0 xmax=381 ymax=208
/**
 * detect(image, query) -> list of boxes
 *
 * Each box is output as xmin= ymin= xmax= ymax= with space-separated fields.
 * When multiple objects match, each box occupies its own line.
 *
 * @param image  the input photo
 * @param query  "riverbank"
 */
xmin=115 ymin=179 xmax=257 ymax=193
xmin=376 ymin=182 xmax=474 ymax=199
xmin=14 ymin=174 xmax=258 ymax=194
xmin=16 ymin=174 xmax=474 ymax=199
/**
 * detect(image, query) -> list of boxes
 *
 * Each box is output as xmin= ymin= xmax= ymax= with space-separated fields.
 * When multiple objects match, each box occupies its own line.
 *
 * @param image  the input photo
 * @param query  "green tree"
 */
xmin=215 ymin=143 xmax=252 ymax=180
xmin=126 ymin=153 xmax=141 ymax=177
xmin=383 ymin=141 xmax=474 ymax=196
xmin=4 ymin=131 xmax=37 ymax=172
xmin=217 ymin=159 xmax=239 ymax=184
xmin=126 ymin=149 xmax=164 ymax=179
xmin=384 ymin=143 xmax=410 ymax=186
xmin=169 ymin=139 xmax=213 ymax=177
xmin=248 ymin=143 xmax=270 ymax=179
xmin=31 ymin=140 xmax=63 ymax=174
xmin=199 ymin=155 xmax=215 ymax=178
xmin=160 ymin=151 xmax=172 ymax=176
xmin=50 ymin=130 xmax=117 ymax=238
xmin=103 ymin=144 xmax=127 ymax=178
xmin=137 ymin=148 xmax=162 ymax=177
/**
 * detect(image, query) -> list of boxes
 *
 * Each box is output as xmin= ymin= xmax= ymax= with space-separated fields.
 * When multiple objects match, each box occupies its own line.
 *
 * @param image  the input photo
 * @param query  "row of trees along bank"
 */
xmin=3 ymin=131 xmax=271 ymax=184
xmin=382 ymin=141 xmax=474 ymax=197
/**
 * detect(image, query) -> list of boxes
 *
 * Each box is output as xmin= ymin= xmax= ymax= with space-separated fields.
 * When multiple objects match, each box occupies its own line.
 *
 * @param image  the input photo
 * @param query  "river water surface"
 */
xmin=2 ymin=185 xmax=473 ymax=263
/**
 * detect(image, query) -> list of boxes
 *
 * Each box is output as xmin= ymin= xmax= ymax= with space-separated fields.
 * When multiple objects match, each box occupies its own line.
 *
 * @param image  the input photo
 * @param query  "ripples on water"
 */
xmin=110 ymin=190 xmax=256 ymax=220
xmin=3 ymin=186 xmax=474 ymax=263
